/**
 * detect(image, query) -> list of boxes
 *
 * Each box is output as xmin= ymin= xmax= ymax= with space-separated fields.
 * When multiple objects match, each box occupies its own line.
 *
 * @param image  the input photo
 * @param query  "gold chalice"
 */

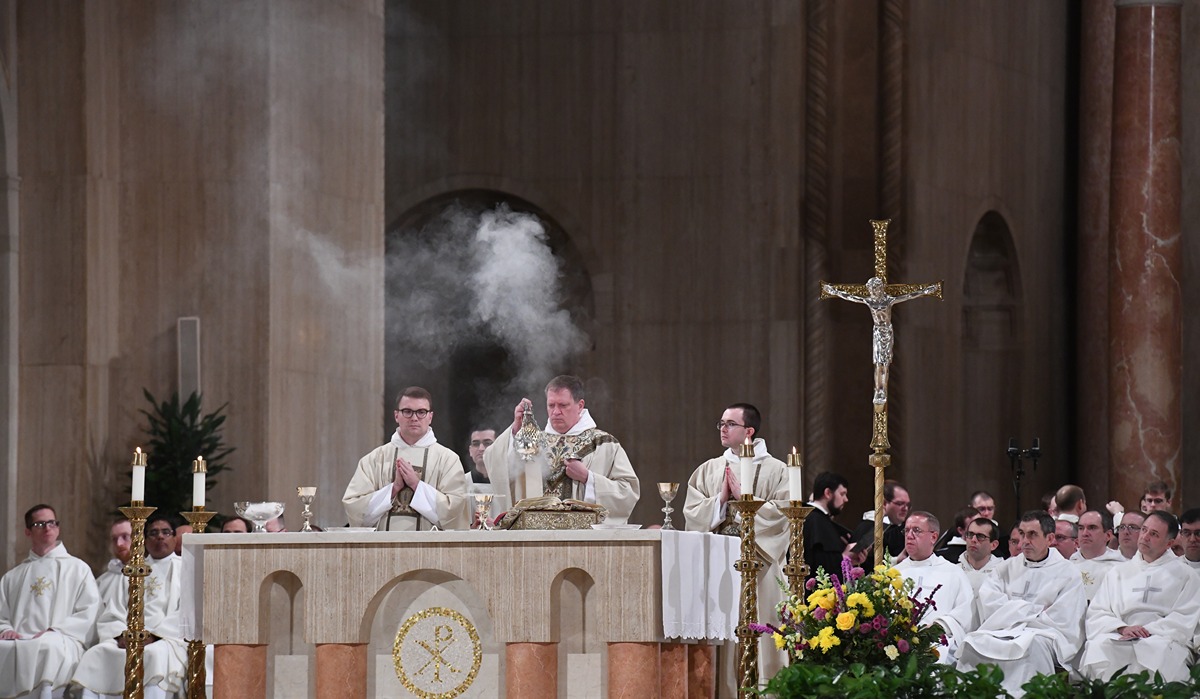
xmin=657 ymin=482 xmax=680 ymax=530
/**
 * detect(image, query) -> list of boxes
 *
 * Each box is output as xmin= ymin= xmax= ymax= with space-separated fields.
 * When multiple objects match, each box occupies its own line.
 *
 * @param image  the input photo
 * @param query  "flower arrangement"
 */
xmin=752 ymin=556 xmax=946 ymax=668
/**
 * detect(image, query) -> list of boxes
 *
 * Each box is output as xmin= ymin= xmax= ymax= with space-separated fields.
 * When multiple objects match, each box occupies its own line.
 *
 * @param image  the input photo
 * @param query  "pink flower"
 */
xmin=897 ymin=639 xmax=910 ymax=653
xmin=813 ymin=607 xmax=827 ymax=621
xmin=858 ymin=623 xmax=873 ymax=634
xmin=806 ymin=578 xmax=818 ymax=591
xmin=848 ymin=566 xmax=865 ymax=581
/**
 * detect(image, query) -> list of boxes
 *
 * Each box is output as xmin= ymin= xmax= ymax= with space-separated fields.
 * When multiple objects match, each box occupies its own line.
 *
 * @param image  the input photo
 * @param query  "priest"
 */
xmin=894 ymin=511 xmax=975 ymax=664
xmin=957 ymin=511 xmax=1086 ymax=698
xmin=683 ymin=402 xmax=790 ymax=688
xmin=343 ymin=386 xmax=471 ymax=531
xmin=1077 ymin=511 xmax=1200 ymax=682
xmin=72 ymin=513 xmax=186 ymax=699
xmin=0 ymin=504 xmax=100 ymax=699
xmin=802 ymin=472 xmax=852 ymax=579
xmin=94 ymin=518 xmax=131 ymax=606
xmin=485 ymin=375 xmax=640 ymax=524
xmin=958 ymin=517 xmax=1002 ymax=594
xmin=1069 ymin=510 xmax=1124 ymax=602
xmin=1179 ymin=508 xmax=1200 ymax=571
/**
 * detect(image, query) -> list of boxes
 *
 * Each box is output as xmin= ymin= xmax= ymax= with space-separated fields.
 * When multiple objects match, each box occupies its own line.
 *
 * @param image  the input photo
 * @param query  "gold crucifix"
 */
xmin=820 ymin=219 xmax=942 ymax=565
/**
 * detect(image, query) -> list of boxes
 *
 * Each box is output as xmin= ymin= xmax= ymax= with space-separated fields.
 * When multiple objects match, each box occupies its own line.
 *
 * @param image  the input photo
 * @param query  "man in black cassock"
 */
xmin=804 ymin=471 xmax=852 ymax=579
xmin=850 ymin=479 xmax=909 ymax=559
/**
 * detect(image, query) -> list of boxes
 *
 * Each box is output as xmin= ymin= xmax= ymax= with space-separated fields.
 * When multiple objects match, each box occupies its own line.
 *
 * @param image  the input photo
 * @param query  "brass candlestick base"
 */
xmin=779 ymin=502 xmax=814 ymax=598
xmin=729 ymin=494 xmax=766 ymax=698
xmin=179 ymin=508 xmax=217 ymax=535
xmin=119 ymin=504 xmax=158 ymax=699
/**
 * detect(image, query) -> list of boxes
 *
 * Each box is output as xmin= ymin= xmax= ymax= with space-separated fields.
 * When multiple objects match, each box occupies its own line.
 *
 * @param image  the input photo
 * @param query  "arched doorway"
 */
xmin=383 ymin=190 xmax=594 ymax=460
xmin=961 ymin=212 xmax=1023 ymax=514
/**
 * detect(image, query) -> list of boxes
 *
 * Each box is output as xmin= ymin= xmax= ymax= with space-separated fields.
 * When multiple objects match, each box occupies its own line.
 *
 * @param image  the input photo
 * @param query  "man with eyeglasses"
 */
xmin=0 ymin=504 xmax=100 ymax=699
xmin=1114 ymin=510 xmax=1144 ymax=560
xmin=343 ymin=386 xmax=471 ymax=531
xmin=850 ymin=480 xmax=909 ymax=559
xmin=72 ymin=513 xmax=186 ymax=699
xmin=1079 ymin=511 xmax=1200 ymax=682
xmin=466 ymin=428 xmax=495 ymax=485
xmin=682 ymin=403 xmax=791 ymax=690
xmin=894 ymin=511 xmax=974 ymax=664
xmin=1069 ymin=510 xmax=1125 ymax=602
xmin=1053 ymin=520 xmax=1079 ymax=559
xmin=485 ymin=375 xmax=640 ymax=524
xmin=957 ymin=511 xmax=1086 ymax=698
xmin=1178 ymin=508 xmax=1200 ymax=570
xmin=958 ymin=518 xmax=1002 ymax=595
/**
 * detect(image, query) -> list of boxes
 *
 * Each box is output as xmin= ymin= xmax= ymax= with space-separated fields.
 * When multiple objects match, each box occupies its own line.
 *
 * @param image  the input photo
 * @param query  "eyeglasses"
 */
xmin=397 ymin=409 xmax=431 ymax=419
xmin=903 ymin=528 xmax=930 ymax=537
xmin=146 ymin=528 xmax=175 ymax=538
xmin=469 ymin=439 xmax=494 ymax=448
xmin=964 ymin=532 xmax=992 ymax=541
xmin=1179 ymin=529 xmax=1200 ymax=538
xmin=30 ymin=520 xmax=59 ymax=529
xmin=1116 ymin=524 xmax=1142 ymax=533
xmin=716 ymin=421 xmax=745 ymax=430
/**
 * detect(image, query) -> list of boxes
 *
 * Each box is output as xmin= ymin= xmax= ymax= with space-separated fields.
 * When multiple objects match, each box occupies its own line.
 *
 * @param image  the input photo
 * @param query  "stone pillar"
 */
xmin=315 ymin=643 xmax=367 ymax=699
xmin=1075 ymin=0 xmax=1115 ymax=500
xmin=686 ymin=644 xmax=715 ymax=699
xmin=213 ymin=644 xmax=267 ymax=699
xmin=1108 ymin=0 xmax=1182 ymax=507
xmin=659 ymin=642 xmax=688 ymax=698
xmin=505 ymin=642 xmax=557 ymax=698
xmin=607 ymin=642 xmax=659 ymax=698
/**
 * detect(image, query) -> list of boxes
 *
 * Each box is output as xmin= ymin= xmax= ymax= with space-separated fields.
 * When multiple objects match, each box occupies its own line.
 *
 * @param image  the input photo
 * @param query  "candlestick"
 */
xmin=780 ymin=502 xmax=815 ymax=598
xmin=787 ymin=447 xmax=803 ymax=501
xmin=131 ymin=447 xmax=147 ymax=504
xmin=738 ymin=437 xmax=754 ymax=497
xmin=191 ymin=456 xmax=207 ymax=509
xmin=729 ymin=494 xmax=765 ymax=696
xmin=120 ymin=503 xmax=157 ymax=699
xmin=178 ymin=506 xmax=216 ymax=699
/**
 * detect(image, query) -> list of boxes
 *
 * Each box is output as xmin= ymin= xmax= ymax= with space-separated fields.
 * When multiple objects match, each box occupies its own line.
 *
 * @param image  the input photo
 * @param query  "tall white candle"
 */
xmin=192 ymin=456 xmax=207 ymax=508
xmin=787 ymin=447 xmax=803 ymax=501
xmin=131 ymin=447 xmax=147 ymax=503
xmin=739 ymin=437 xmax=754 ymax=497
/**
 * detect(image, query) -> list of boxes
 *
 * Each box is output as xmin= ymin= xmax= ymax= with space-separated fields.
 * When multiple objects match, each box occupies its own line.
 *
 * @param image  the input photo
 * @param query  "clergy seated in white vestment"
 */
xmin=957 ymin=518 xmax=1003 ymax=596
xmin=484 ymin=375 xmax=640 ymax=524
xmin=1179 ymin=508 xmax=1200 ymax=571
xmin=894 ymin=512 xmax=975 ymax=665
xmin=1078 ymin=511 xmax=1200 ymax=682
xmin=1069 ymin=510 xmax=1125 ymax=602
xmin=957 ymin=511 xmax=1086 ymax=699
xmin=343 ymin=386 xmax=471 ymax=531
xmin=71 ymin=514 xmax=187 ymax=699
xmin=683 ymin=403 xmax=790 ymax=688
xmin=0 ymin=505 xmax=100 ymax=699
xmin=1114 ymin=511 xmax=1144 ymax=560
xmin=93 ymin=519 xmax=132 ymax=619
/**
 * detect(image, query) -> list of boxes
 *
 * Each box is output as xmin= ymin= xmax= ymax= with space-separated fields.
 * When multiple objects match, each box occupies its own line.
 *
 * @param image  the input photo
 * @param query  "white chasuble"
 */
xmin=0 ymin=544 xmax=100 ymax=697
xmin=957 ymin=548 xmax=1086 ymax=698
xmin=71 ymin=554 xmax=186 ymax=696
xmin=896 ymin=555 xmax=975 ymax=664
xmin=1078 ymin=550 xmax=1200 ymax=682
xmin=485 ymin=412 xmax=640 ymax=525
xmin=342 ymin=429 xmax=471 ymax=531
xmin=1069 ymin=548 xmax=1125 ymax=602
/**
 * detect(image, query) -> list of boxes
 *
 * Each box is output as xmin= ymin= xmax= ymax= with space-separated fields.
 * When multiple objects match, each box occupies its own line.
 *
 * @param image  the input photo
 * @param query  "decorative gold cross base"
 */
xmin=179 ymin=507 xmax=217 ymax=699
xmin=779 ymin=503 xmax=814 ymax=598
xmin=119 ymin=503 xmax=158 ymax=699
xmin=728 ymin=495 xmax=766 ymax=698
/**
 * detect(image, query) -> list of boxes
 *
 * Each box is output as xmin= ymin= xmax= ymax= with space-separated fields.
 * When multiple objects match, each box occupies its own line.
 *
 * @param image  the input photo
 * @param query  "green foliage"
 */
xmin=758 ymin=656 xmax=1009 ymax=698
xmin=137 ymin=389 xmax=234 ymax=520
xmin=1020 ymin=665 xmax=1200 ymax=699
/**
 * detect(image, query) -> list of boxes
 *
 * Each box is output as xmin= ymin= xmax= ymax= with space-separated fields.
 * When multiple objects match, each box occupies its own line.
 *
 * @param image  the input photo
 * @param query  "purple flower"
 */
xmin=748 ymin=622 xmax=776 ymax=635
xmin=858 ymin=623 xmax=873 ymax=634
xmin=831 ymin=574 xmax=845 ymax=604
xmin=813 ymin=607 xmax=827 ymax=621
xmin=872 ymin=615 xmax=887 ymax=631
xmin=806 ymin=577 xmax=818 ymax=591
xmin=897 ymin=639 xmax=910 ymax=653
xmin=848 ymin=566 xmax=865 ymax=581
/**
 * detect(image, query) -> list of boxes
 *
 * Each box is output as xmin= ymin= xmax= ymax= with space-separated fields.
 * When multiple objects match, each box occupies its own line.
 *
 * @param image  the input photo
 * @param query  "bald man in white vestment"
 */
xmin=683 ymin=402 xmax=790 ymax=689
xmin=72 ymin=514 xmax=187 ymax=699
xmin=957 ymin=512 xmax=1086 ymax=698
xmin=1078 ymin=511 xmax=1200 ymax=682
xmin=343 ymin=386 xmax=471 ymax=531
xmin=0 ymin=505 xmax=100 ymax=699
xmin=486 ymin=375 xmax=640 ymax=524
xmin=1070 ymin=511 xmax=1125 ymax=602
xmin=894 ymin=512 xmax=975 ymax=664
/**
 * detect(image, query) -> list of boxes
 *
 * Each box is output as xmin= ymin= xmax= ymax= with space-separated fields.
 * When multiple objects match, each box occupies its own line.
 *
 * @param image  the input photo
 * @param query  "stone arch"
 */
xmin=383 ymin=189 xmax=595 ymax=450
xmin=961 ymin=211 xmax=1023 ymax=505
xmin=550 ymin=566 xmax=600 ymax=695
xmin=258 ymin=570 xmax=314 ymax=697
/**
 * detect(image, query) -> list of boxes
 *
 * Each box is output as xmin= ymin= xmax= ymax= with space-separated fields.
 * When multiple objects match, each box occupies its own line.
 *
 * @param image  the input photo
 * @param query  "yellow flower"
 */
xmin=886 ymin=567 xmax=901 ymax=579
xmin=835 ymin=611 xmax=857 ymax=630
xmin=891 ymin=578 xmax=904 ymax=591
xmin=845 ymin=592 xmax=868 ymax=608
xmin=807 ymin=589 xmax=836 ymax=610
xmin=773 ymin=632 xmax=786 ymax=650
xmin=817 ymin=626 xmax=841 ymax=652
xmin=874 ymin=564 xmax=887 ymax=574
xmin=900 ymin=598 xmax=913 ymax=610
xmin=884 ymin=644 xmax=899 ymax=660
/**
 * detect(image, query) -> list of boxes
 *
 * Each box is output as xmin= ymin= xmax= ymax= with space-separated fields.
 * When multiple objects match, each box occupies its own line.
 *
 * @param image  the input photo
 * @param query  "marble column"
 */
xmin=505 ymin=642 xmax=557 ymax=698
xmin=607 ymin=642 xmax=659 ymax=698
xmin=1108 ymin=0 xmax=1182 ymax=508
xmin=659 ymin=642 xmax=688 ymax=698
xmin=686 ymin=644 xmax=716 ymax=699
xmin=315 ymin=643 xmax=367 ymax=699
xmin=213 ymin=644 xmax=267 ymax=699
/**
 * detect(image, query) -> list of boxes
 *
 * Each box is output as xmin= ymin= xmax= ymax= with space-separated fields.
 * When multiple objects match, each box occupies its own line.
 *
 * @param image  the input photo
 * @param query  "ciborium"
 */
xmin=297 ymin=487 xmax=316 ymax=532
xmin=234 ymin=501 xmax=285 ymax=533
xmin=657 ymin=482 xmax=680 ymax=530
xmin=473 ymin=493 xmax=495 ymax=530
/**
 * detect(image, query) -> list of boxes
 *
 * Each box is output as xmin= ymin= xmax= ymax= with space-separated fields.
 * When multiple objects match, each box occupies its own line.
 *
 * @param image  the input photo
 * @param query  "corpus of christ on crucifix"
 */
xmin=2 ymin=3 xmax=1197 ymax=699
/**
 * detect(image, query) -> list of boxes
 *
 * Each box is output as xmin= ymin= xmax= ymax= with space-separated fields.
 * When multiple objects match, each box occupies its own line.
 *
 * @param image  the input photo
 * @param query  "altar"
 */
xmin=182 ymin=529 xmax=740 ymax=698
